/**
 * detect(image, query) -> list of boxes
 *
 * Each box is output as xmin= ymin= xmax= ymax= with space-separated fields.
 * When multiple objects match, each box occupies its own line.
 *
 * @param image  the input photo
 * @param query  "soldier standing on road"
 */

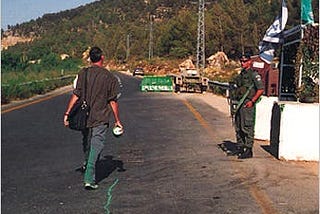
xmin=233 ymin=53 xmax=264 ymax=159
xmin=63 ymin=46 xmax=123 ymax=190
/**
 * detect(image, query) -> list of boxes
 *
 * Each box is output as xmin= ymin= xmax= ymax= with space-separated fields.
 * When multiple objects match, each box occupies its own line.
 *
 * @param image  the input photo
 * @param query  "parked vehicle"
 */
xmin=172 ymin=68 xmax=209 ymax=93
xmin=133 ymin=67 xmax=144 ymax=76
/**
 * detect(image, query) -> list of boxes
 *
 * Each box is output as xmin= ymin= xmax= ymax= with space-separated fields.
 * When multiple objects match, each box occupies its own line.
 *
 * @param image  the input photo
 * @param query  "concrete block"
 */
xmin=278 ymin=102 xmax=319 ymax=161
xmin=254 ymin=96 xmax=279 ymax=141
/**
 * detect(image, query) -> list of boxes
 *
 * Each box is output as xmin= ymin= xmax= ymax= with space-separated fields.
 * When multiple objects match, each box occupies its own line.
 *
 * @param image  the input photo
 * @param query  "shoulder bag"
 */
xmin=68 ymin=69 xmax=90 ymax=131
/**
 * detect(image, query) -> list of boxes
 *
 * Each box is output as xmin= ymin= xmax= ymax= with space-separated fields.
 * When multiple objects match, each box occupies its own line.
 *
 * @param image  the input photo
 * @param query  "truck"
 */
xmin=172 ymin=68 xmax=209 ymax=93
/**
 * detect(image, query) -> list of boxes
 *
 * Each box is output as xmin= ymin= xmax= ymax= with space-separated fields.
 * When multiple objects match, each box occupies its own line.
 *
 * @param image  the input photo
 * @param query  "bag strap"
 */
xmin=83 ymin=67 xmax=98 ymax=103
xmin=88 ymin=69 xmax=99 ymax=101
xmin=83 ymin=68 xmax=88 ymax=101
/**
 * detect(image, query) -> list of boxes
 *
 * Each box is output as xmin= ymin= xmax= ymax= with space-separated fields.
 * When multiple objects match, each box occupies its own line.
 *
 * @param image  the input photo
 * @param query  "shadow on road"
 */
xmin=217 ymin=140 xmax=238 ymax=156
xmin=96 ymin=155 xmax=126 ymax=183
xmin=260 ymin=102 xmax=280 ymax=159
xmin=260 ymin=145 xmax=278 ymax=159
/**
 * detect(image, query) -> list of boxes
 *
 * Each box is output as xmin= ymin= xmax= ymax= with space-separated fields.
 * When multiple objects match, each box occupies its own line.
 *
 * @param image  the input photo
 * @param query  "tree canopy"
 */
xmin=2 ymin=0 xmax=319 ymax=73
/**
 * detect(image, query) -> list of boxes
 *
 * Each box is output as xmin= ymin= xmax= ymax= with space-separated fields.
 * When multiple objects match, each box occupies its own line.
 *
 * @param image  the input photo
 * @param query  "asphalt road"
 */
xmin=1 ymin=72 xmax=318 ymax=214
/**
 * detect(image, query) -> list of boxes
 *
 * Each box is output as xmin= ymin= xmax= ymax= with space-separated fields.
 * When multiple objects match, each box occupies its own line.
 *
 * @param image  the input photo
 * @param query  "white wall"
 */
xmin=254 ymin=97 xmax=319 ymax=161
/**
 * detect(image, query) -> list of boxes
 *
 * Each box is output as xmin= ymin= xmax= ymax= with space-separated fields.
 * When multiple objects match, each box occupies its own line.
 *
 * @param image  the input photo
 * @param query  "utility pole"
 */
xmin=126 ymin=34 xmax=130 ymax=62
xmin=196 ymin=0 xmax=205 ymax=73
xmin=148 ymin=14 xmax=155 ymax=60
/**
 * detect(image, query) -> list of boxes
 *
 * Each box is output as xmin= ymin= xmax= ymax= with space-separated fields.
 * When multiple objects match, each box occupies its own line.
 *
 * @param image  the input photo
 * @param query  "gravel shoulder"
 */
xmin=197 ymin=92 xmax=318 ymax=176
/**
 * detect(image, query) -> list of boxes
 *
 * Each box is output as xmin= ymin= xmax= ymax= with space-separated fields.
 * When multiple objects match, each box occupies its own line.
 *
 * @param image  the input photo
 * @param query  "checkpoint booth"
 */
xmin=251 ymin=55 xmax=279 ymax=97
xmin=253 ymin=24 xmax=319 ymax=161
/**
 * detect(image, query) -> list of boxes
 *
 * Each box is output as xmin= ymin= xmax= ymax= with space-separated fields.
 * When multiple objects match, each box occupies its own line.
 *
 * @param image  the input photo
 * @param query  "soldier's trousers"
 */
xmin=235 ymin=105 xmax=255 ymax=148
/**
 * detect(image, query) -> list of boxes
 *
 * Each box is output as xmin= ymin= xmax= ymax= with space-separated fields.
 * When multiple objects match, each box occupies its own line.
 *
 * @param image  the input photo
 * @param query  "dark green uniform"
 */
xmin=234 ymin=68 xmax=264 ymax=149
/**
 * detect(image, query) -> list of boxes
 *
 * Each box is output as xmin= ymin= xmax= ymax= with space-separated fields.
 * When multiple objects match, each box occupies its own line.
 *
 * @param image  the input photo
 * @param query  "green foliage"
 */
xmin=2 ymin=0 xmax=319 ymax=102
xmin=1 ymin=68 xmax=77 ymax=104
xmin=157 ymin=10 xmax=196 ymax=57
xmin=7 ymin=0 xmax=318 ymax=64
xmin=295 ymin=25 xmax=319 ymax=103
xmin=1 ymin=76 xmax=74 ymax=104
xmin=5 ymin=0 xmax=320 ymax=62
xmin=1 ymin=51 xmax=26 ymax=72
xmin=1 ymin=46 xmax=81 ymax=73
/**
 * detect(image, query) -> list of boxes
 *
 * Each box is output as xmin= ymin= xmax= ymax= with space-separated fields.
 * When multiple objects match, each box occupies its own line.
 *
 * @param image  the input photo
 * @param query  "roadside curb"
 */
xmin=1 ymin=85 xmax=73 ymax=113
xmin=1 ymin=71 xmax=131 ymax=114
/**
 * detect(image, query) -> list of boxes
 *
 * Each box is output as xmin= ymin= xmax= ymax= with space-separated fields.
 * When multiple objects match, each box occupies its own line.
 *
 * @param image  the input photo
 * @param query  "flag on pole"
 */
xmin=301 ymin=0 xmax=314 ymax=24
xmin=259 ymin=0 xmax=288 ymax=64
xmin=258 ymin=42 xmax=277 ymax=64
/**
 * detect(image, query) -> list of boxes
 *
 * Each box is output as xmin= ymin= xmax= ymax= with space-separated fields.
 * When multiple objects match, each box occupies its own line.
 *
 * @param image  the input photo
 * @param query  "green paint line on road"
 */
xmin=104 ymin=178 xmax=119 ymax=214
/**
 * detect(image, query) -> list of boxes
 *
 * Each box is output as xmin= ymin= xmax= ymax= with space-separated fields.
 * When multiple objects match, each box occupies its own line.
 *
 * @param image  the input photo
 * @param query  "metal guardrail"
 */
xmin=208 ymin=80 xmax=230 ymax=89
xmin=1 ymin=74 xmax=76 ymax=87
xmin=2 ymin=73 xmax=230 ymax=91
xmin=208 ymin=80 xmax=231 ymax=98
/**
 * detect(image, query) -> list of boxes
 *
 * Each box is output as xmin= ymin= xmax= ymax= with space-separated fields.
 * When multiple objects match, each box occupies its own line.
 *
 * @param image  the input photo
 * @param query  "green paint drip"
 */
xmin=104 ymin=178 xmax=119 ymax=214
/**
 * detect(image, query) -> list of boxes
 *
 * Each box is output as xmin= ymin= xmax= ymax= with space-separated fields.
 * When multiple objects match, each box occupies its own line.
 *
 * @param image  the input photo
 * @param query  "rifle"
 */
xmin=227 ymin=82 xmax=254 ymax=125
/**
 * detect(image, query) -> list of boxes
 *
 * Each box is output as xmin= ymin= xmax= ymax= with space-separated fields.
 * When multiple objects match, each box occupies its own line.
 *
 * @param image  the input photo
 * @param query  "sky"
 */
xmin=1 ymin=0 xmax=98 ymax=30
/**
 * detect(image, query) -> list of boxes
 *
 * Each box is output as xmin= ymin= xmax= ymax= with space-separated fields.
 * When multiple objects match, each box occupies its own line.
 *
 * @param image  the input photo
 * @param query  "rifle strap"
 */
xmin=235 ymin=83 xmax=254 ymax=113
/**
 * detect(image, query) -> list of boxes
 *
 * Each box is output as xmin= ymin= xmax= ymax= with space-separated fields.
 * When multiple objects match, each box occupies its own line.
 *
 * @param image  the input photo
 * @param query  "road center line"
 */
xmin=181 ymin=98 xmax=278 ymax=214
xmin=182 ymin=99 xmax=215 ymax=138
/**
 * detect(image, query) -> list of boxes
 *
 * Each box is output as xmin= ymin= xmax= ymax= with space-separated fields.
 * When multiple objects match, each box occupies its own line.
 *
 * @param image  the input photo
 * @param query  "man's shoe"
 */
xmin=238 ymin=148 xmax=253 ymax=159
xmin=84 ymin=183 xmax=98 ymax=190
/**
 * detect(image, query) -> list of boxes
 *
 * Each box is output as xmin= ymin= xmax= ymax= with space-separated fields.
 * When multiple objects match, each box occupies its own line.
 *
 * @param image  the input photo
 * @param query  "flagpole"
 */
xmin=300 ymin=0 xmax=302 ymax=26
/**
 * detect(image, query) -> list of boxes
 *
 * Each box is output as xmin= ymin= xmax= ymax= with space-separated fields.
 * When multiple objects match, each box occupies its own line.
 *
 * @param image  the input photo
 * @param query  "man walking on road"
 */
xmin=64 ymin=46 xmax=123 ymax=190
xmin=233 ymin=53 xmax=264 ymax=159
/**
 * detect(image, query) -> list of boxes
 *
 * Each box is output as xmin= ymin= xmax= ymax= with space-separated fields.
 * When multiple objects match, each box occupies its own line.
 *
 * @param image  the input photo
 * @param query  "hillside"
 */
xmin=1 ymin=35 xmax=34 ymax=50
xmin=1 ymin=0 xmax=319 ymax=75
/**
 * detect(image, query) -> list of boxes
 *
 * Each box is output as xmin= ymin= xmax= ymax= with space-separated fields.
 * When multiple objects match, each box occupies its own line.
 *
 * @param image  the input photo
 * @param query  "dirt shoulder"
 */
xmin=193 ymin=92 xmax=319 ymax=175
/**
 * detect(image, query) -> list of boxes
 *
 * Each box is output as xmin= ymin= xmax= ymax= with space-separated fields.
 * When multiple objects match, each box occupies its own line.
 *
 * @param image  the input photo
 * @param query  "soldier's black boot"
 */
xmin=227 ymin=145 xmax=243 ymax=156
xmin=238 ymin=147 xmax=253 ymax=159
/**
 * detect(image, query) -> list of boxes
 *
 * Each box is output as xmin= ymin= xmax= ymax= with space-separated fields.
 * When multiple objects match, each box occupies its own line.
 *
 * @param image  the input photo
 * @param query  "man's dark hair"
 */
xmin=89 ymin=47 xmax=103 ymax=63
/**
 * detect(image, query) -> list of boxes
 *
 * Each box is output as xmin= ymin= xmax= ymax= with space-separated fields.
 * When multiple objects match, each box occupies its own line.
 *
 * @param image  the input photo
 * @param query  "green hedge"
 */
xmin=1 ymin=76 xmax=75 ymax=104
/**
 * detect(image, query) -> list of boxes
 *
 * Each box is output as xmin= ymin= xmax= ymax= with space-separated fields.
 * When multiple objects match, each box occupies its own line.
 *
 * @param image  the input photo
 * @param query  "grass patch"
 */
xmin=1 ymin=70 xmax=77 ymax=104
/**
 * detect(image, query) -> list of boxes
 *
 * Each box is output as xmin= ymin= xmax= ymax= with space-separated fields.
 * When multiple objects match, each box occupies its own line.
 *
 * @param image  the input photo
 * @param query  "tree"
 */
xmin=157 ymin=10 xmax=196 ymax=58
xmin=2 ymin=0 xmax=313 ymax=70
xmin=206 ymin=3 xmax=233 ymax=55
